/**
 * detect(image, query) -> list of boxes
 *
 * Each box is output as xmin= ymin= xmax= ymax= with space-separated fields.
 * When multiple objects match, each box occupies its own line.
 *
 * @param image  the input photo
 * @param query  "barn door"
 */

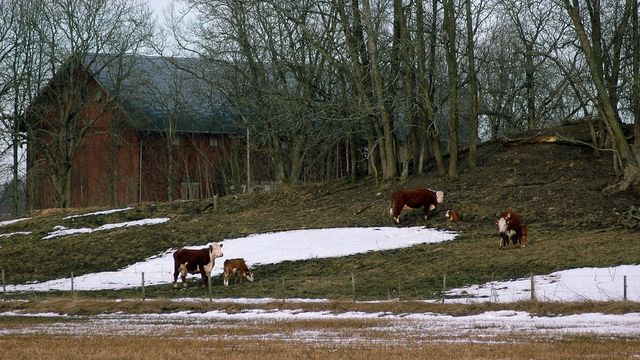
xmin=180 ymin=182 xmax=201 ymax=200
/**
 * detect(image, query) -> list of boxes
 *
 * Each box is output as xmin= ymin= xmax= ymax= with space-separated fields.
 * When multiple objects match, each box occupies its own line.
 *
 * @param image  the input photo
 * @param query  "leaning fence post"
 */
xmin=281 ymin=277 xmax=286 ymax=303
xmin=351 ymin=272 xmax=356 ymax=302
xmin=530 ymin=273 xmax=535 ymax=301
xmin=208 ymin=274 xmax=212 ymax=302
xmin=442 ymin=273 xmax=447 ymax=303
xmin=141 ymin=272 xmax=145 ymax=301
xmin=624 ymin=275 xmax=627 ymax=301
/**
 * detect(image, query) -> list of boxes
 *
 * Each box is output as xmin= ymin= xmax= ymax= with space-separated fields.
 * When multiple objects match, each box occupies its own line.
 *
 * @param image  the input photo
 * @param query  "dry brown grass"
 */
xmin=1 ymin=334 xmax=638 ymax=359
xmin=3 ymin=297 xmax=640 ymax=317
xmin=3 ymin=297 xmax=640 ymax=359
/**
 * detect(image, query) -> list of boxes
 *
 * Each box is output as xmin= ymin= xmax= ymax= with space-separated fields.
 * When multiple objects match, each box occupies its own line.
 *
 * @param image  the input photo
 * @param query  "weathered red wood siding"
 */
xmin=28 ymin=74 xmax=231 ymax=209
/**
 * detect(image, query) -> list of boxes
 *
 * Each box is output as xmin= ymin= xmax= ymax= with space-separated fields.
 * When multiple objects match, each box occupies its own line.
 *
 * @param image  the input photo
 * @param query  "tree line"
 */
xmin=0 ymin=0 xmax=638 ymax=214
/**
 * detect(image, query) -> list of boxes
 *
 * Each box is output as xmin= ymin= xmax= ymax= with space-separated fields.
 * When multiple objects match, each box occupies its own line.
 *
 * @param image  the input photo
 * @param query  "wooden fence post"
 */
xmin=442 ymin=273 xmax=446 ymax=303
xmin=208 ymin=274 xmax=212 ymax=302
xmin=351 ymin=272 xmax=356 ymax=302
xmin=624 ymin=275 xmax=627 ymax=301
xmin=71 ymin=272 xmax=74 ymax=295
xmin=1 ymin=269 xmax=5 ymax=297
xmin=213 ymin=195 xmax=219 ymax=212
xmin=530 ymin=274 xmax=535 ymax=301
xmin=141 ymin=272 xmax=145 ymax=301
xmin=281 ymin=277 xmax=285 ymax=303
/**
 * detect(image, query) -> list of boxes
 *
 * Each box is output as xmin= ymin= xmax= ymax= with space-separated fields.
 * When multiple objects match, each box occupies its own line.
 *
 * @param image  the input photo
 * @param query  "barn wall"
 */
xmin=71 ymin=123 xmax=140 ymax=208
xmin=27 ymin=73 xmax=233 ymax=210
xmin=140 ymin=133 xmax=231 ymax=202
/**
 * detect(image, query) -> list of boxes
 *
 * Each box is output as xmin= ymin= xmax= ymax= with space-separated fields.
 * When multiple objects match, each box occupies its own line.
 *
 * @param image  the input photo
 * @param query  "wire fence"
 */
xmin=2 ymin=268 xmax=640 ymax=304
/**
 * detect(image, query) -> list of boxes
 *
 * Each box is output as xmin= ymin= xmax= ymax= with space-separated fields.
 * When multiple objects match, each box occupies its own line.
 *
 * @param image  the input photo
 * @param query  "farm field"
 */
xmin=0 ymin=122 xmax=639 ymax=358
xmin=2 ymin=298 xmax=640 ymax=359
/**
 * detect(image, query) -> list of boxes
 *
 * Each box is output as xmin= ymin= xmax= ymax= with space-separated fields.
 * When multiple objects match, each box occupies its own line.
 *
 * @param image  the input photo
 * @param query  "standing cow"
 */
xmin=173 ymin=243 xmax=224 ymax=288
xmin=496 ymin=211 xmax=526 ymax=248
xmin=223 ymin=258 xmax=254 ymax=287
xmin=390 ymin=188 xmax=445 ymax=224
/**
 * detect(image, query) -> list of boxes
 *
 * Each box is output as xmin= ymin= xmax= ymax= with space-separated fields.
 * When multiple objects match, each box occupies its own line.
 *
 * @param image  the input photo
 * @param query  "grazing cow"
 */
xmin=495 ymin=211 xmax=524 ymax=248
xmin=389 ymin=188 xmax=445 ymax=224
xmin=445 ymin=210 xmax=461 ymax=222
xmin=173 ymin=243 xmax=224 ymax=288
xmin=223 ymin=258 xmax=254 ymax=287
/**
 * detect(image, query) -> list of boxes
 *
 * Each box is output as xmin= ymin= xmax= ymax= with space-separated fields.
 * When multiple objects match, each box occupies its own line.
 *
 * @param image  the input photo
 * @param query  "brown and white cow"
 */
xmin=389 ymin=188 xmax=445 ymax=224
xmin=223 ymin=258 xmax=254 ymax=287
xmin=173 ymin=243 xmax=224 ymax=288
xmin=495 ymin=211 xmax=525 ymax=248
xmin=445 ymin=210 xmax=461 ymax=222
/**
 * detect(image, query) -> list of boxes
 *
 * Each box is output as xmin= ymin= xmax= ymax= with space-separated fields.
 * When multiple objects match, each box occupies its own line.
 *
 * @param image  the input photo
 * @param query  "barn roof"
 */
xmin=88 ymin=54 xmax=237 ymax=135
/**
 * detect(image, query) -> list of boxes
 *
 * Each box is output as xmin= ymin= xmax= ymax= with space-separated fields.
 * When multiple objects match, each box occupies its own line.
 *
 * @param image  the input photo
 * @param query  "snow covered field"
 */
xmin=2 ymin=209 xmax=640 ymax=340
xmin=2 ymin=210 xmax=639 ymax=303
xmin=2 ymin=307 xmax=640 ymax=342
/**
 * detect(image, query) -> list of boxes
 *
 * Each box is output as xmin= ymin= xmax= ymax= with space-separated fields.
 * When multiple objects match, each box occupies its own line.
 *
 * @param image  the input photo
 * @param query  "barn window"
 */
xmin=95 ymin=91 xmax=102 ymax=102
xmin=180 ymin=182 xmax=201 ymax=200
xmin=209 ymin=137 xmax=219 ymax=147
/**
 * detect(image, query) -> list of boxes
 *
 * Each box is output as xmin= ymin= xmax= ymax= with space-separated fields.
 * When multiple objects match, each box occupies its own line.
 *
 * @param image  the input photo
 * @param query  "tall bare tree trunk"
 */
xmin=633 ymin=0 xmax=640 ymax=153
xmin=416 ymin=0 xmax=445 ymax=176
xmin=524 ymin=42 xmax=536 ymax=130
xmin=563 ymin=0 xmax=640 ymax=191
xmin=362 ymin=0 xmax=398 ymax=179
xmin=444 ymin=0 xmax=458 ymax=179
xmin=466 ymin=0 xmax=479 ymax=170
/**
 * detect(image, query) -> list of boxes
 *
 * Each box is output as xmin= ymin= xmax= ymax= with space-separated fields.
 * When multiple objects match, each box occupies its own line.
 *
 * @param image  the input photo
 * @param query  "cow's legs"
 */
xmin=173 ymin=264 xmax=179 ymax=289
xmin=223 ymin=270 xmax=230 ymax=287
xmin=199 ymin=268 xmax=209 ymax=288
xmin=181 ymin=263 xmax=190 ymax=288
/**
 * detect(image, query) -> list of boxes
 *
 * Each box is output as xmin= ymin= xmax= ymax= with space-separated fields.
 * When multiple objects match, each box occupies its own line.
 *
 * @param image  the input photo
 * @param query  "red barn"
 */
xmin=25 ymin=54 xmax=238 ymax=209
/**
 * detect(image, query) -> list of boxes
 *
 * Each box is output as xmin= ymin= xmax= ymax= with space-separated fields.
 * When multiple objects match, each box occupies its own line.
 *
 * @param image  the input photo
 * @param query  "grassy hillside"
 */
xmin=0 ymin=121 xmax=638 ymax=301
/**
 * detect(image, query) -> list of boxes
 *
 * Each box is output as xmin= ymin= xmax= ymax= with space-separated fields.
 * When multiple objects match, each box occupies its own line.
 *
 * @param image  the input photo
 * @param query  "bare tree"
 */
xmin=562 ymin=0 xmax=640 ymax=191
xmin=633 ymin=0 xmax=640 ymax=153
xmin=26 ymin=0 xmax=153 ymax=208
xmin=416 ymin=0 xmax=445 ymax=176
xmin=465 ymin=0 xmax=479 ymax=169
xmin=443 ymin=0 xmax=458 ymax=179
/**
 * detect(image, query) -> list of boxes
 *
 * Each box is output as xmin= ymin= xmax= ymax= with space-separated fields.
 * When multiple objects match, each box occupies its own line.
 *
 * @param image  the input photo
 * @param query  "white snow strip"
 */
xmin=42 ymin=218 xmax=170 ymax=240
xmin=63 ymin=207 xmax=135 ymax=220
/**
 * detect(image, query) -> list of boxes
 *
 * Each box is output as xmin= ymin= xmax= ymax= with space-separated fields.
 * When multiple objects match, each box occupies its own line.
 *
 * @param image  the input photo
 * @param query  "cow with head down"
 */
xmin=495 ymin=211 xmax=527 ymax=248
xmin=173 ymin=243 xmax=224 ymax=288
xmin=390 ymin=188 xmax=445 ymax=224
xmin=223 ymin=258 xmax=254 ymax=287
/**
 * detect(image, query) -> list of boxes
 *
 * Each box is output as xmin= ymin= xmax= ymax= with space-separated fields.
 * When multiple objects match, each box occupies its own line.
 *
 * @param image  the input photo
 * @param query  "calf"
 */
xmin=496 ymin=211 xmax=524 ymax=248
xmin=173 ymin=243 xmax=224 ymax=288
xmin=389 ymin=188 xmax=445 ymax=224
xmin=519 ymin=224 xmax=528 ymax=248
xmin=445 ymin=210 xmax=461 ymax=222
xmin=223 ymin=258 xmax=254 ymax=287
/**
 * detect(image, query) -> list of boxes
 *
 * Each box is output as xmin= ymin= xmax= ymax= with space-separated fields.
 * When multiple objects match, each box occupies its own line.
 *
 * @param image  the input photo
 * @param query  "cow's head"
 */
xmin=208 ymin=243 xmax=224 ymax=258
xmin=496 ymin=217 xmax=508 ymax=234
xmin=245 ymin=270 xmax=255 ymax=282
xmin=436 ymin=191 xmax=444 ymax=204
xmin=445 ymin=210 xmax=452 ymax=219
